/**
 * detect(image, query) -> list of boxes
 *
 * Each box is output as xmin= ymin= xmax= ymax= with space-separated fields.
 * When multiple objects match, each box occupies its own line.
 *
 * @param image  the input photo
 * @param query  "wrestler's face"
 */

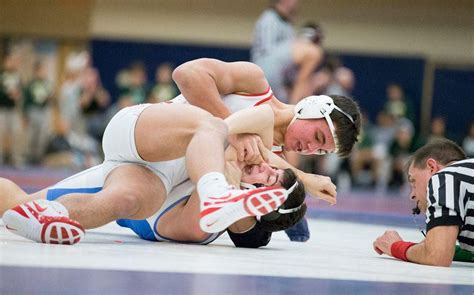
xmin=284 ymin=118 xmax=336 ymax=155
xmin=407 ymin=162 xmax=432 ymax=213
xmin=240 ymin=162 xmax=284 ymax=187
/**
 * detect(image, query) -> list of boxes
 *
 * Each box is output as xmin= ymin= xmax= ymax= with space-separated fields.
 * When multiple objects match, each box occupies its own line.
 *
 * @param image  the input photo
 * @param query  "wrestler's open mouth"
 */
xmin=296 ymin=141 xmax=303 ymax=152
xmin=244 ymin=165 xmax=253 ymax=175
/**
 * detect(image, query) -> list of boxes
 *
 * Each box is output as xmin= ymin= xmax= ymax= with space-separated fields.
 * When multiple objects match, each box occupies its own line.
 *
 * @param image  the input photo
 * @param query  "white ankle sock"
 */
xmin=197 ymin=172 xmax=230 ymax=200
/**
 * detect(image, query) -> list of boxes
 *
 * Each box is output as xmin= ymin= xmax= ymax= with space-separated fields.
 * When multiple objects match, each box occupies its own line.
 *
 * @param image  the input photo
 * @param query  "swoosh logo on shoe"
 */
xmin=32 ymin=201 xmax=47 ymax=213
xmin=5 ymin=225 xmax=17 ymax=231
xmin=206 ymin=220 xmax=218 ymax=228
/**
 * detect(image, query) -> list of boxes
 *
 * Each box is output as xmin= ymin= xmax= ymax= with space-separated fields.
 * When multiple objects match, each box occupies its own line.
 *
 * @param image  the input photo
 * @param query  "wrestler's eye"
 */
xmin=316 ymin=149 xmax=327 ymax=155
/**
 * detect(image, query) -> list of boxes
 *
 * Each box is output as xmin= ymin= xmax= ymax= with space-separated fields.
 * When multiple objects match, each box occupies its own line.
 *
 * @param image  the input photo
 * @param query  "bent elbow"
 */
xmin=251 ymin=63 xmax=266 ymax=80
xmin=172 ymin=63 xmax=191 ymax=85
xmin=426 ymin=254 xmax=452 ymax=267
xmin=430 ymin=260 xmax=452 ymax=267
xmin=172 ymin=59 xmax=209 ymax=87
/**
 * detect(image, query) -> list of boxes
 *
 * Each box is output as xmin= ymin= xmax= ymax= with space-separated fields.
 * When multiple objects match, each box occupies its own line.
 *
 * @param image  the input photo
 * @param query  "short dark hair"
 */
xmin=259 ymin=169 xmax=307 ymax=232
xmin=410 ymin=138 xmax=466 ymax=169
xmin=329 ymin=95 xmax=361 ymax=158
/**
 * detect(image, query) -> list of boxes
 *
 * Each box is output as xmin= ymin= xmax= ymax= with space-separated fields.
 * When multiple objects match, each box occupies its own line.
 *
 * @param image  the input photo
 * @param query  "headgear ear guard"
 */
xmin=291 ymin=95 xmax=355 ymax=155
xmin=257 ymin=181 xmax=302 ymax=222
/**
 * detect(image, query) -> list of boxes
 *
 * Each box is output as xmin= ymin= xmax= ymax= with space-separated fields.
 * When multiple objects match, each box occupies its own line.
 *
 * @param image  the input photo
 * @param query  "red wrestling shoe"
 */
xmin=3 ymin=200 xmax=84 ymax=245
xmin=199 ymin=186 xmax=288 ymax=233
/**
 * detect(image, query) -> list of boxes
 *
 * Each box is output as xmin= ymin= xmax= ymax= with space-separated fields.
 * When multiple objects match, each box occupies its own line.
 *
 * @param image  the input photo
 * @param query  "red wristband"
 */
xmin=391 ymin=241 xmax=416 ymax=261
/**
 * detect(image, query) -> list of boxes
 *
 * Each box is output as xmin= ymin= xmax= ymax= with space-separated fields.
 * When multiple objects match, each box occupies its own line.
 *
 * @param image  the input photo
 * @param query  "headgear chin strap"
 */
xmin=290 ymin=95 xmax=354 ymax=155
xmin=239 ymin=182 xmax=257 ymax=190
xmin=240 ymin=180 xmax=298 ymax=193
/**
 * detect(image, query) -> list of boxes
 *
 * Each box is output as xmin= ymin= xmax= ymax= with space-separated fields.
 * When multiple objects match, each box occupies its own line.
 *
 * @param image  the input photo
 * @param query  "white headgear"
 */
xmin=291 ymin=95 xmax=354 ymax=155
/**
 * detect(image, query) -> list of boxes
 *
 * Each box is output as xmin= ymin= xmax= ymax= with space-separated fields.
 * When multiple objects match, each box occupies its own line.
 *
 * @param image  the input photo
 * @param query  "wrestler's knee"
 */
xmin=196 ymin=116 xmax=228 ymax=137
xmin=104 ymin=188 xmax=142 ymax=219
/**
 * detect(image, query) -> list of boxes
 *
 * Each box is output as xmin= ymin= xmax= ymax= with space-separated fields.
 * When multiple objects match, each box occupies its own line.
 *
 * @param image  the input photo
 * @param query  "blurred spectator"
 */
xmin=43 ymin=111 xmax=75 ymax=169
xmin=117 ymin=61 xmax=149 ymax=108
xmin=462 ymin=122 xmax=474 ymax=157
xmin=350 ymin=112 xmax=379 ymax=189
xmin=0 ymin=53 xmax=24 ymax=167
xmin=326 ymin=67 xmax=355 ymax=97
xmin=43 ymin=110 xmax=102 ymax=170
xmin=428 ymin=116 xmax=446 ymax=142
xmin=369 ymin=111 xmax=397 ymax=191
xmin=308 ymin=66 xmax=332 ymax=95
xmin=79 ymin=67 xmax=110 ymax=141
xmin=372 ymin=111 xmax=397 ymax=154
xmin=148 ymin=63 xmax=178 ymax=103
xmin=59 ymin=50 xmax=90 ymax=135
xmin=23 ymin=60 xmax=54 ymax=164
xmin=383 ymin=83 xmax=415 ymax=123
xmin=251 ymin=0 xmax=323 ymax=103
xmin=304 ymin=56 xmax=355 ymax=98
xmin=388 ymin=121 xmax=420 ymax=190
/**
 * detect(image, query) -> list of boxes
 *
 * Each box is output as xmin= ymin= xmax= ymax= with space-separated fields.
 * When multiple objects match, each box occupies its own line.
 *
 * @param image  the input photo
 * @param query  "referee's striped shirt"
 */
xmin=426 ymin=158 xmax=474 ymax=252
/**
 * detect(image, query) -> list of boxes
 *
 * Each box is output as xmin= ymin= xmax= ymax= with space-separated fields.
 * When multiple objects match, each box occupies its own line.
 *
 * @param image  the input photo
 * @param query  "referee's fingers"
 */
xmin=373 ymin=243 xmax=383 ymax=255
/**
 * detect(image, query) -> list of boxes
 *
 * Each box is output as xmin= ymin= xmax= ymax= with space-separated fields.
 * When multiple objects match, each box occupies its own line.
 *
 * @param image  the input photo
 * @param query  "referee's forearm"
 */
xmin=406 ymin=241 xmax=452 ymax=267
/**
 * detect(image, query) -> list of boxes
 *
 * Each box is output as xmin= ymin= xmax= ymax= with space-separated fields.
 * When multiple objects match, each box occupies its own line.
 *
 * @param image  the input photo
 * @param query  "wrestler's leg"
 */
xmin=134 ymin=104 xmax=221 ymax=162
xmin=0 ymin=178 xmax=48 ymax=216
xmin=157 ymin=190 xmax=205 ymax=241
xmin=157 ymin=190 xmax=256 ymax=242
xmin=56 ymin=164 xmax=167 ymax=229
xmin=2 ymin=164 xmax=167 ymax=245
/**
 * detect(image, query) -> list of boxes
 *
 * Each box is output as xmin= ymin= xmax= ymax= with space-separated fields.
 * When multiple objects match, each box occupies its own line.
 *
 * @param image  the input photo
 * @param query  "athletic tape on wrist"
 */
xmin=391 ymin=241 xmax=416 ymax=261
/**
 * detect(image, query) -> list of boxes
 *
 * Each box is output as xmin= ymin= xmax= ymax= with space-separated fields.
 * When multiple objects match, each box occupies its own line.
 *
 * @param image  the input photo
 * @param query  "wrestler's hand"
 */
xmin=373 ymin=230 xmax=403 ymax=256
xmin=301 ymin=173 xmax=337 ymax=205
xmin=228 ymin=133 xmax=268 ymax=164
xmin=224 ymin=161 xmax=242 ymax=187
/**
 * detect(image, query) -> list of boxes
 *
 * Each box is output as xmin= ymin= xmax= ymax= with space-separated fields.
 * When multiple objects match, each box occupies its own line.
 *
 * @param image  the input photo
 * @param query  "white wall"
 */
xmin=90 ymin=0 xmax=474 ymax=63
xmin=0 ymin=1 xmax=92 ymax=39
xmin=1 ymin=0 xmax=472 ymax=63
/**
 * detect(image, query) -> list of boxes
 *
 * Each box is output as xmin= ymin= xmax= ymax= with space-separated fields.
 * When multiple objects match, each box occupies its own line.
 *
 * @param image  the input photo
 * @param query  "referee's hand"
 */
xmin=373 ymin=230 xmax=403 ymax=256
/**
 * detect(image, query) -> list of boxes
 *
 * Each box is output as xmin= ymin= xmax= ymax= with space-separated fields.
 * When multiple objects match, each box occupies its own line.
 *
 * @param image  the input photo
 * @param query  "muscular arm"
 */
xmin=406 ymin=226 xmax=458 ymax=267
xmin=373 ymin=226 xmax=459 ymax=267
xmin=224 ymin=104 xmax=274 ymax=148
xmin=172 ymin=58 xmax=269 ymax=119
xmin=267 ymin=152 xmax=337 ymax=204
